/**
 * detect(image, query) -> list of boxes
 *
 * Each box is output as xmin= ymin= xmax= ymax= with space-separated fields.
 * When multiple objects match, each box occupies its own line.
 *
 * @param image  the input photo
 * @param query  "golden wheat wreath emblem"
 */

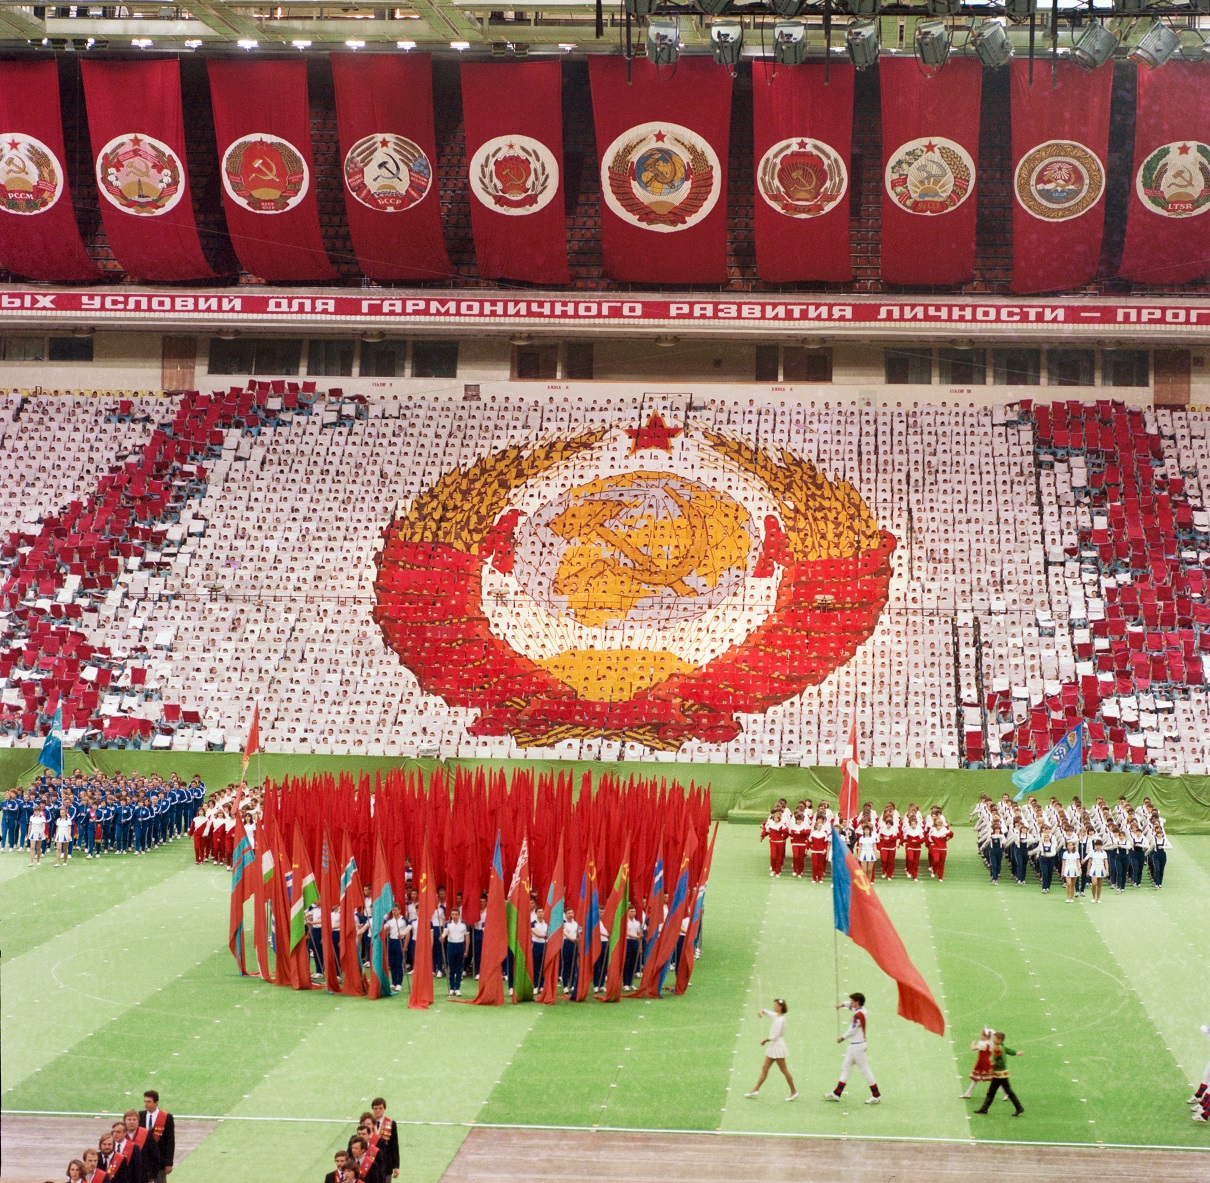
xmin=221 ymin=133 xmax=309 ymax=214
xmin=1014 ymin=139 xmax=1103 ymax=223
xmin=0 ymin=132 xmax=64 ymax=215
xmin=467 ymin=134 xmax=559 ymax=216
xmin=601 ymin=121 xmax=721 ymax=233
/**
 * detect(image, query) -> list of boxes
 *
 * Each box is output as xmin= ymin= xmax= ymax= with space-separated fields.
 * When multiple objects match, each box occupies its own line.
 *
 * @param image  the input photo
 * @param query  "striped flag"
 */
xmin=289 ymin=824 xmax=319 ymax=951
xmin=367 ymin=835 xmax=396 ymax=999
xmin=228 ymin=814 xmax=256 ymax=976
xmin=506 ymin=836 xmax=534 ymax=1003
xmin=536 ymin=836 xmax=565 ymax=1005
xmin=600 ymin=839 xmax=630 ymax=1003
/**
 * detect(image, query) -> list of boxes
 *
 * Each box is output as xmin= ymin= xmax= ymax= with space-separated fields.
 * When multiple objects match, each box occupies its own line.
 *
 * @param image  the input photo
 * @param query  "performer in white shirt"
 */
xmin=561 ymin=909 xmax=580 ymax=995
xmin=824 ymin=993 xmax=881 ymax=1103
xmin=745 ymin=999 xmax=797 ymax=1101
xmin=623 ymin=906 xmax=642 ymax=991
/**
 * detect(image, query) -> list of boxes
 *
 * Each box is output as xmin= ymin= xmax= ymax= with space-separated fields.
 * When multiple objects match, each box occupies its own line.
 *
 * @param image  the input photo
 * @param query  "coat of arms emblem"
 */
xmin=0 ymin=133 xmax=63 ymax=215
xmin=601 ymin=122 xmax=721 ymax=232
xmin=468 ymin=135 xmax=558 ymax=215
xmin=1135 ymin=141 xmax=1210 ymax=218
xmin=758 ymin=137 xmax=848 ymax=219
xmin=344 ymin=133 xmax=433 ymax=213
xmin=1014 ymin=140 xmax=1104 ymax=222
xmin=96 ymin=133 xmax=185 ymax=217
xmin=222 ymin=134 xmax=310 ymax=214
xmin=884 ymin=137 xmax=975 ymax=216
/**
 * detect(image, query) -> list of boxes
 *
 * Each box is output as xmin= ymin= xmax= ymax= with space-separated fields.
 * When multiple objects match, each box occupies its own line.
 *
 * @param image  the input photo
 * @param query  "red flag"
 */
xmin=537 ymin=836 xmax=566 ymax=1005
xmin=589 ymin=57 xmax=732 ymax=284
xmin=879 ymin=57 xmax=981 ymax=286
xmin=470 ymin=834 xmax=507 ymax=1006
xmin=507 ymin=835 xmax=534 ymax=1003
xmin=675 ymin=823 xmax=718 ymax=995
xmin=574 ymin=837 xmax=601 ymax=1003
xmin=269 ymin=826 xmax=297 ymax=989
xmin=1119 ymin=61 xmax=1210 ymax=285
xmin=632 ymin=826 xmax=698 ymax=999
xmin=241 ymin=702 xmax=259 ymax=778
xmin=408 ymin=834 xmax=436 ymax=1010
xmin=228 ymin=814 xmax=256 ymax=976
xmin=251 ymin=828 xmax=274 ymax=983
xmin=751 ymin=62 xmax=854 ymax=283
xmin=367 ymin=835 xmax=394 ymax=1000
xmin=339 ymin=835 xmax=367 ymax=997
xmin=600 ymin=838 xmax=630 ymax=1003
xmin=1009 ymin=59 xmax=1112 ymax=295
xmin=839 ymin=720 xmax=860 ymax=823
xmin=319 ymin=826 xmax=341 ymax=994
xmin=460 ymin=62 xmax=569 ymax=284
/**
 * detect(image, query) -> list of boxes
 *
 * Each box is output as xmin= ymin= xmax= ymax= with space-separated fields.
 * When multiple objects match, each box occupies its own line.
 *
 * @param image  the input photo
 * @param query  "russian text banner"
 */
xmin=207 ymin=59 xmax=335 ymax=281
xmin=331 ymin=53 xmax=451 ymax=283
xmin=752 ymin=62 xmax=854 ymax=283
xmin=0 ymin=60 xmax=98 ymax=282
xmin=80 ymin=59 xmax=216 ymax=282
xmin=879 ymin=58 xmax=982 ymax=287
xmin=1119 ymin=61 xmax=1210 ymax=286
xmin=460 ymin=62 xmax=569 ymax=285
xmin=589 ymin=57 xmax=732 ymax=285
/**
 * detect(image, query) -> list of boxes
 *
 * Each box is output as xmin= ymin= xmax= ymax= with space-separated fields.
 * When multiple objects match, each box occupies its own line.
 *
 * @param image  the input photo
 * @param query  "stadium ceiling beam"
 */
xmin=0 ymin=5 xmax=46 ymax=40
xmin=175 ymin=0 xmax=262 ymax=41
xmin=405 ymin=0 xmax=486 ymax=41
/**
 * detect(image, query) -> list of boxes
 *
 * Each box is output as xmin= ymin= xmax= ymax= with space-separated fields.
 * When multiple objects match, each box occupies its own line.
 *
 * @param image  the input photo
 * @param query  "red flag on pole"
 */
xmin=251 ymin=829 xmax=274 ymax=983
xmin=839 ymin=719 xmax=860 ymax=823
xmin=632 ymin=826 xmax=698 ymax=999
xmin=270 ymin=825 xmax=297 ymax=989
xmin=675 ymin=822 xmax=718 ymax=995
xmin=408 ymin=834 xmax=436 ymax=1009
xmin=339 ymin=834 xmax=367 ymax=997
xmin=537 ymin=836 xmax=566 ymax=1005
xmin=600 ymin=838 xmax=630 ymax=1003
xmin=470 ymin=833 xmax=507 ymax=1006
xmin=228 ymin=814 xmax=256 ymax=976
xmin=241 ymin=702 xmax=259 ymax=779
xmin=319 ymin=826 xmax=341 ymax=994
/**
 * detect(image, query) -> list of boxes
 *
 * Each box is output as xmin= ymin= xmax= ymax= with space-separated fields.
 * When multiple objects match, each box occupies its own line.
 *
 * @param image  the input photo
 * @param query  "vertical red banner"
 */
xmin=879 ymin=58 xmax=982 ymax=286
xmin=0 ymin=60 xmax=98 ymax=282
xmin=331 ymin=53 xmax=451 ymax=283
xmin=589 ymin=58 xmax=732 ymax=285
xmin=1119 ymin=61 xmax=1210 ymax=286
xmin=80 ymin=59 xmax=216 ymax=282
xmin=460 ymin=62 xmax=569 ymax=285
xmin=1010 ymin=60 xmax=1112 ymax=295
xmin=207 ymin=59 xmax=335 ymax=281
xmin=752 ymin=62 xmax=853 ymax=283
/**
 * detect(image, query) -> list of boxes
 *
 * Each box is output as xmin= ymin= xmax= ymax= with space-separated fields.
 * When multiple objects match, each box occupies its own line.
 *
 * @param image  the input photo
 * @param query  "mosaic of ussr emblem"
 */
xmin=0 ymin=133 xmax=63 ymax=216
xmin=758 ymin=138 xmax=848 ymax=219
xmin=468 ymin=135 xmax=558 ymax=215
xmin=373 ymin=415 xmax=895 ymax=750
xmin=1136 ymin=141 xmax=1210 ymax=218
xmin=221 ymin=134 xmax=310 ymax=214
xmin=345 ymin=133 xmax=433 ymax=213
xmin=1014 ymin=140 xmax=1104 ymax=222
xmin=602 ymin=122 xmax=721 ymax=232
xmin=96 ymin=133 xmax=185 ymax=217
xmin=885 ymin=137 xmax=975 ymax=216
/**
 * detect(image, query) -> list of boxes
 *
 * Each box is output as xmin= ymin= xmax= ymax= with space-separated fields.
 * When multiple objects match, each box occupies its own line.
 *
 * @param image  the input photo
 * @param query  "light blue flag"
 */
xmin=38 ymin=705 xmax=63 ymax=778
xmin=1011 ymin=726 xmax=1083 ymax=801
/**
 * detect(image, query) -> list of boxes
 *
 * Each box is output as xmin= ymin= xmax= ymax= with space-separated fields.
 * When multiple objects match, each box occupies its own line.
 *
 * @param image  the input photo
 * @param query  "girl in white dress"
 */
xmin=1086 ymin=839 xmax=1108 ymax=903
xmin=27 ymin=805 xmax=47 ymax=865
xmin=856 ymin=825 xmax=878 ymax=883
xmin=746 ymin=998 xmax=797 ymax=1100
xmin=1061 ymin=841 xmax=1081 ymax=903
xmin=53 ymin=807 xmax=72 ymax=867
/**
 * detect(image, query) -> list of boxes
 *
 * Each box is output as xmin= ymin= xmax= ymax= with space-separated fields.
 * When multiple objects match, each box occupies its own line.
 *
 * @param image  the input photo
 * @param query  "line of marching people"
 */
xmin=320 ymin=1098 xmax=400 ymax=1183
xmin=61 ymin=1090 xmax=174 ymax=1183
xmin=972 ymin=792 xmax=1172 ymax=898
xmin=759 ymin=798 xmax=955 ymax=882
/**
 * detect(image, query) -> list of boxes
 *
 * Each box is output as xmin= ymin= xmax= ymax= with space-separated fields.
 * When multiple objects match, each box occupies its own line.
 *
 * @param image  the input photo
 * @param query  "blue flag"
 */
xmin=1011 ymin=726 xmax=1084 ymax=802
xmin=38 ymin=705 xmax=63 ymax=778
xmin=831 ymin=825 xmax=852 ymax=935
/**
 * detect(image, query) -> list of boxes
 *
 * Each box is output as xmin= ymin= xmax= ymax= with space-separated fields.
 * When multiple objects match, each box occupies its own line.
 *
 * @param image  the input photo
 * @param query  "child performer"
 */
xmin=1086 ymin=839 xmax=1108 ymax=903
xmin=856 ymin=825 xmax=878 ymax=883
xmin=808 ymin=811 xmax=831 ymax=884
xmin=745 ymin=999 xmax=798 ymax=1101
xmin=761 ymin=806 xmax=789 ymax=878
xmin=901 ymin=805 xmax=925 ymax=881
xmin=959 ymin=1027 xmax=995 ymax=1099
xmin=788 ymin=809 xmax=810 ymax=879
xmin=1188 ymin=1024 xmax=1210 ymax=1120
xmin=824 ymin=992 xmax=881 ymax=1104
xmin=877 ymin=804 xmax=900 ymax=879
xmin=924 ymin=807 xmax=953 ymax=880
xmin=1061 ymin=840 xmax=1081 ymax=903
xmin=973 ymin=1031 xmax=1024 ymax=1116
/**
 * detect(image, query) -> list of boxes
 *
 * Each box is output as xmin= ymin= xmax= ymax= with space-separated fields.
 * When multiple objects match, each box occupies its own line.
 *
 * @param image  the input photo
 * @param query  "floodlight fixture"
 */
xmin=647 ymin=18 xmax=680 ymax=66
xmin=846 ymin=18 xmax=879 ymax=68
xmin=711 ymin=18 xmax=743 ymax=65
xmin=1129 ymin=21 xmax=1181 ymax=69
xmin=915 ymin=19 xmax=950 ymax=66
xmin=773 ymin=19 xmax=808 ymax=64
xmin=972 ymin=18 xmax=1013 ymax=67
xmin=1071 ymin=22 xmax=1118 ymax=70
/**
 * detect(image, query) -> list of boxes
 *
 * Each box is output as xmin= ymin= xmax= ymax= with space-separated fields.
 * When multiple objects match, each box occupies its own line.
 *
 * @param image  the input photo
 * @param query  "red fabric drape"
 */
xmin=879 ymin=58 xmax=982 ymax=286
xmin=80 ymin=59 xmax=215 ymax=281
xmin=1119 ymin=61 xmax=1210 ymax=286
xmin=752 ymin=62 xmax=853 ymax=283
xmin=1010 ymin=60 xmax=1112 ymax=295
xmin=460 ymin=62 xmax=569 ymax=284
xmin=0 ymin=60 xmax=98 ymax=282
xmin=589 ymin=57 xmax=732 ymax=284
xmin=331 ymin=53 xmax=451 ymax=283
xmin=206 ymin=59 xmax=335 ymax=281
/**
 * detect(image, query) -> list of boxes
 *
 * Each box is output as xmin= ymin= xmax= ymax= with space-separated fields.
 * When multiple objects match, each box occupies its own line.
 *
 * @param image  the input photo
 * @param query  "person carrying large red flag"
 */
xmin=839 ymin=718 xmax=860 ymax=827
xmin=632 ymin=826 xmax=698 ymax=999
xmin=252 ymin=828 xmax=274 ymax=982
xmin=228 ymin=812 xmax=256 ymax=977
xmin=829 ymin=825 xmax=945 ymax=1036
xmin=537 ymin=837 xmax=565 ymax=1005
xmin=574 ymin=847 xmax=601 ymax=1002
xmin=470 ymin=833 xmax=507 ymax=1006
xmin=368 ymin=835 xmax=396 ymax=999
xmin=288 ymin=824 xmax=318 ymax=989
xmin=241 ymin=701 xmax=260 ymax=779
xmin=319 ymin=825 xmax=341 ymax=993
xmin=506 ymin=835 xmax=534 ymax=1003
xmin=408 ymin=834 xmax=436 ymax=1010
xmin=270 ymin=824 xmax=298 ymax=989
xmin=599 ymin=839 xmax=630 ymax=1003
xmin=675 ymin=822 xmax=718 ymax=995
xmin=339 ymin=835 xmax=367 ymax=997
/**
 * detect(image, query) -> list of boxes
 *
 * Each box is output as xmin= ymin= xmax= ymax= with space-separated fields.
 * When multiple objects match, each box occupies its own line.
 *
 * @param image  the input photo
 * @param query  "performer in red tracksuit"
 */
xmin=788 ymin=809 xmax=810 ymax=878
xmin=808 ymin=812 xmax=831 ymax=883
xmin=877 ymin=804 xmax=900 ymax=879
xmin=901 ymin=804 xmax=925 ymax=881
xmin=925 ymin=807 xmax=953 ymax=880
xmin=760 ymin=803 xmax=790 ymax=878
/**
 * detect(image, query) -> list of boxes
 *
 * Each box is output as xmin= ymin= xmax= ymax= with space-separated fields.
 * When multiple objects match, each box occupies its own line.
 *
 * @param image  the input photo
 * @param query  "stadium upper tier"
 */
xmin=3 ymin=386 xmax=1210 ymax=773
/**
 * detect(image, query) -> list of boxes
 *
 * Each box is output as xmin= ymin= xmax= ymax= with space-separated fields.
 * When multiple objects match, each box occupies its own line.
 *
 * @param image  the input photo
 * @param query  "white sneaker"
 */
xmin=865 ymin=1096 xmax=881 ymax=1105
xmin=1193 ymin=1113 xmax=1207 ymax=1123
xmin=1187 ymin=1095 xmax=1204 ymax=1105
xmin=822 ymin=1092 xmax=841 ymax=1102
xmin=744 ymin=1091 xmax=759 ymax=1098
xmin=786 ymin=1091 xmax=798 ymax=1101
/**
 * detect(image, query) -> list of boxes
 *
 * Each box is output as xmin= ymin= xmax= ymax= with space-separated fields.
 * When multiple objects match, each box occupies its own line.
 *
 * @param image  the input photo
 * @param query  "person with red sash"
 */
xmin=323 ymin=1150 xmax=351 ymax=1183
xmin=81 ymin=1148 xmax=106 ymax=1183
xmin=925 ymin=806 xmax=953 ymax=880
xmin=808 ymin=810 xmax=831 ymax=883
xmin=369 ymin=1097 xmax=399 ymax=1178
xmin=348 ymin=1133 xmax=384 ymax=1183
xmin=760 ymin=803 xmax=789 ymax=877
xmin=140 ymin=1087 xmax=174 ymax=1161
xmin=901 ymin=804 xmax=926 ymax=881
xmin=122 ymin=1109 xmax=160 ymax=1182
xmin=105 ymin=1120 xmax=139 ymax=1183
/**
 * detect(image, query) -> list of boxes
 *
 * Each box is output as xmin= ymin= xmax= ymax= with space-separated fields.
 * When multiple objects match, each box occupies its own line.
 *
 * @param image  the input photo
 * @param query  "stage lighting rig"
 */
xmin=769 ymin=0 xmax=806 ymax=15
xmin=1072 ymin=22 xmax=1118 ymax=70
xmin=647 ymin=18 xmax=680 ymax=65
xmin=972 ymin=18 xmax=1012 ymax=67
xmin=1129 ymin=21 xmax=1182 ymax=69
xmin=846 ymin=18 xmax=879 ymax=68
xmin=773 ymin=19 xmax=808 ymax=64
xmin=915 ymin=19 xmax=950 ymax=66
xmin=711 ymin=17 xmax=743 ymax=64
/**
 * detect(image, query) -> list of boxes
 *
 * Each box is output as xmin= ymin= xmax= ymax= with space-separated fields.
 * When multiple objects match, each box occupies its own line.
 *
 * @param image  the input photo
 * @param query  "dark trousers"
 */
xmin=593 ymin=941 xmax=609 ymax=989
xmin=388 ymin=937 xmax=404 ymax=987
xmin=1148 ymin=849 xmax=1166 ymax=886
xmin=532 ymin=940 xmax=545 ymax=987
xmin=472 ymin=928 xmax=483 ymax=976
xmin=987 ymin=843 xmax=1003 ymax=882
xmin=308 ymin=928 xmax=324 ymax=975
xmin=1038 ymin=855 xmax=1054 ymax=891
xmin=332 ymin=932 xmax=342 ymax=967
xmin=624 ymin=937 xmax=640 ymax=987
xmin=447 ymin=946 xmax=466 ymax=993
xmin=431 ymin=926 xmax=445 ymax=974
xmin=560 ymin=938 xmax=578 ymax=991
xmin=1129 ymin=847 xmax=1144 ymax=886
xmin=977 ymin=1077 xmax=1022 ymax=1114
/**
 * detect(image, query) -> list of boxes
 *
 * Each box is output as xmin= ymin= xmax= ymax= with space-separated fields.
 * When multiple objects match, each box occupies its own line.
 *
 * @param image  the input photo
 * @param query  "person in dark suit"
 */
xmin=369 ymin=1098 xmax=399 ymax=1179
xmin=108 ymin=1120 xmax=142 ymax=1183
xmin=141 ymin=1089 xmax=175 ymax=1180
xmin=323 ymin=1150 xmax=350 ymax=1183
xmin=348 ymin=1136 xmax=384 ymax=1183
xmin=123 ymin=1110 xmax=159 ymax=1182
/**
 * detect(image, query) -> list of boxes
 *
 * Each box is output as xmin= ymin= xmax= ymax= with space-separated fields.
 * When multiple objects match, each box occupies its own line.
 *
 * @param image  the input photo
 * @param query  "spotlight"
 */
xmin=773 ymin=19 xmax=808 ymax=64
xmin=183 ymin=38 xmax=203 ymax=48
xmin=131 ymin=37 xmax=153 ymax=47
xmin=697 ymin=0 xmax=731 ymax=14
xmin=396 ymin=39 xmax=416 ymax=49
xmin=972 ymin=18 xmax=1013 ymax=68
xmin=768 ymin=0 xmax=805 ymax=15
xmin=1005 ymin=0 xmax=1033 ymax=17
xmin=711 ymin=18 xmax=743 ymax=65
xmin=1071 ymin=22 xmax=1118 ymax=70
xmin=450 ymin=40 xmax=471 ymax=50
xmin=1129 ymin=21 xmax=1181 ymax=69
xmin=647 ymin=18 xmax=680 ymax=66
xmin=846 ymin=19 xmax=879 ymax=69
xmin=915 ymin=19 xmax=950 ymax=67
xmin=345 ymin=39 xmax=365 ymax=49
xmin=236 ymin=38 xmax=258 ymax=49
xmin=291 ymin=39 xmax=312 ymax=48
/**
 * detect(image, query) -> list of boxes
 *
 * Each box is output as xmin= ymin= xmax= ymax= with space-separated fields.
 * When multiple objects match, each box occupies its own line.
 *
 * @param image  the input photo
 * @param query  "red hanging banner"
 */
xmin=752 ymin=62 xmax=853 ymax=283
xmin=1118 ymin=61 xmax=1210 ymax=286
xmin=207 ymin=59 xmax=335 ymax=281
xmin=331 ymin=53 xmax=451 ymax=284
xmin=1010 ymin=60 xmax=1112 ymax=295
xmin=0 ymin=60 xmax=98 ymax=282
xmin=879 ymin=58 xmax=981 ymax=287
xmin=460 ymin=62 xmax=569 ymax=285
xmin=589 ymin=58 xmax=732 ymax=284
xmin=80 ymin=59 xmax=216 ymax=282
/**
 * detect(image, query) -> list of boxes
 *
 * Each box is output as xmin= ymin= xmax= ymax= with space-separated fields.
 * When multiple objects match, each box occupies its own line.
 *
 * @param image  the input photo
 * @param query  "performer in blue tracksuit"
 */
xmin=1 ymin=791 xmax=20 ymax=849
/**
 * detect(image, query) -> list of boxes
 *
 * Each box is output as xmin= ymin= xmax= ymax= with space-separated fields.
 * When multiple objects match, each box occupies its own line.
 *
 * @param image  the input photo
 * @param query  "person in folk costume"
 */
xmin=744 ymin=998 xmax=798 ymax=1101
xmin=1188 ymin=1024 xmax=1210 ymax=1121
xmin=960 ymin=1027 xmax=997 ymax=1099
xmin=369 ymin=1097 xmax=400 ymax=1179
xmin=808 ymin=808 xmax=831 ymax=884
xmin=876 ymin=802 xmax=900 ymax=879
xmin=623 ymin=904 xmax=642 ymax=990
xmin=900 ymin=803 xmax=925 ymax=881
xmin=973 ymin=1031 xmax=1024 ymax=1117
xmin=788 ymin=807 xmax=810 ymax=878
xmin=760 ymin=803 xmax=789 ymax=877
xmin=824 ymin=992 xmax=882 ymax=1104
xmin=855 ymin=824 xmax=878 ymax=883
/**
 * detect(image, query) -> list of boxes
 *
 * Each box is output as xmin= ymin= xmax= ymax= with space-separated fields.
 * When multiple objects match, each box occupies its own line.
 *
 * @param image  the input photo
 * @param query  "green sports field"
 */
xmin=3 ymin=824 xmax=1209 ymax=1178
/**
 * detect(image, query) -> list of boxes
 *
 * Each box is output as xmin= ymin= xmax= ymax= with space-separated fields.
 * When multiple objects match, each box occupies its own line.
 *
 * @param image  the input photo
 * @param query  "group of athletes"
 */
xmin=972 ymin=791 xmax=1173 ymax=901
xmin=759 ymin=797 xmax=955 ymax=882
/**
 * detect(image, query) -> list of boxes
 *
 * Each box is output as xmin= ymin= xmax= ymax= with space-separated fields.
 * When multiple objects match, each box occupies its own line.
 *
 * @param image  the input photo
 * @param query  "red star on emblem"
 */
xmin=796 ymin=139 xmax=809 ymax=150
xmin=6 ymin=138 xmax=20 ymax=151
xmin=625 ymin=412 xmax=682 ymax=454
xmin=924 ymin=141 xmax=937 ymax=154
xmin=653 ymin=131 xmax=666 ymax=143
xmin=379 ymin=137 xmax=390 ymax=148
xmin=1179 ymin=143 xmax=1192 ymax=155
xmin=130 ymin=135 xmax=142 ymax=149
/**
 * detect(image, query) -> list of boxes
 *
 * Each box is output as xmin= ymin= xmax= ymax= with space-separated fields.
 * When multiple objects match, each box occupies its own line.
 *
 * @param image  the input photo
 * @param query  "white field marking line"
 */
xmin=4 ymin=1110 xmax=1208 ymax=1152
